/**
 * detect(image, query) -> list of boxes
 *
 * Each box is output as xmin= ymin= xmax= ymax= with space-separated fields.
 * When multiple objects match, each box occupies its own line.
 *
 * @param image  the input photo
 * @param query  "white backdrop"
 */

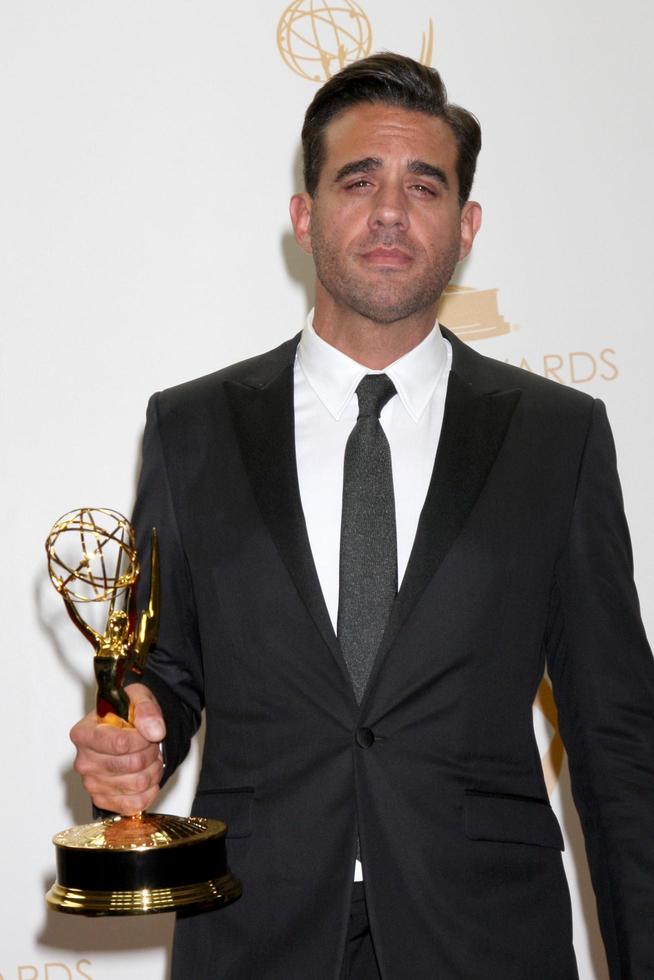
xmin=1 ymin=2 xmax=653 ymax=977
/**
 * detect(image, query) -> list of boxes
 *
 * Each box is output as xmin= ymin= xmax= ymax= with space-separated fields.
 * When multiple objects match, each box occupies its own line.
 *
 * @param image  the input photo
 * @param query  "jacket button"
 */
xmin=356 ymin=727 xmax=375 ymax=748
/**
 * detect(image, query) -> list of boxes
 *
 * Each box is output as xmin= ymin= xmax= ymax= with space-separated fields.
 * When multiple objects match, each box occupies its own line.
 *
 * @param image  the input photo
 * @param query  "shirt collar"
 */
xmin=296 ymin=308 xmax=450 ymax=422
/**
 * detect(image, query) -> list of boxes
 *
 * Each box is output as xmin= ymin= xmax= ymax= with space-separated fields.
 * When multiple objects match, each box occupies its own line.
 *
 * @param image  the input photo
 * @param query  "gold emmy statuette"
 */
xmin=44 ymin=508 xmax=242 ymax=916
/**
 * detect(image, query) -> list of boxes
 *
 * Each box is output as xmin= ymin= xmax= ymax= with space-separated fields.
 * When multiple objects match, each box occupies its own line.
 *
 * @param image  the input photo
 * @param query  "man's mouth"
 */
xmin=361 ymin=247 xmax=413 ymax=267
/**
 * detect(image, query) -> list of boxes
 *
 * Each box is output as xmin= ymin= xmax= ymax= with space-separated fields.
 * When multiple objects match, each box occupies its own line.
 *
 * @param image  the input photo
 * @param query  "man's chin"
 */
xmin=344 ymin=290 xmax=441 ymax=326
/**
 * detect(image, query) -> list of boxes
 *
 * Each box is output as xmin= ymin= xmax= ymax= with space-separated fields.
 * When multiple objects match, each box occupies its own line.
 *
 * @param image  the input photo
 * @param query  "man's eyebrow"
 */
xmin=333 ymin=157 xmax=383 ymax=183
xmin=332 ymin=156 xmax=449 ymax=188
xmin=407 ymin=159 xmax=449 ymax=187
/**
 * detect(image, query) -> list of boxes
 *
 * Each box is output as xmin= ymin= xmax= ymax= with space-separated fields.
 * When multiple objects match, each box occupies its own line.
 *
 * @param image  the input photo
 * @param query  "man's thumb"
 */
xmin=127 ymin=683 xmax=166 ymax=742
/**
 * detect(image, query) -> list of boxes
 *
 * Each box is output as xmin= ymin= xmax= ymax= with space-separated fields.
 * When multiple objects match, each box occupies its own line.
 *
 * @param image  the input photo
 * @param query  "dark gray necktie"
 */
xmin=337 ymin=374 xmax=398 ymax=703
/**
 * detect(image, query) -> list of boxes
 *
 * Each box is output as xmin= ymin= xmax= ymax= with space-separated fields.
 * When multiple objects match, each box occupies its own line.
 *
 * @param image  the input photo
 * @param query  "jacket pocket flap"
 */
xmin=191 ymin=787 xmax=254 ymax=839
xmin=464 ymin=791 xmax=564 ymax=850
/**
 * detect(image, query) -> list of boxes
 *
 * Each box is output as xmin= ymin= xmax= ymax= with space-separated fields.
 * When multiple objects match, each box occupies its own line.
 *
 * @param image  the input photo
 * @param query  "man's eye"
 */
xmin=412 ymin=184 xmax=436 ymax=196
xmin=346 ymin=179 xmax=372 ymax=189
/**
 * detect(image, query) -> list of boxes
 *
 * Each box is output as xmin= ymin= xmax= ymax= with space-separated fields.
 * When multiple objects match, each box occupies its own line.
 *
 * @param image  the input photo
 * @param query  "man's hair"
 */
xmin=301 ymin=52 xmax=481 ymax=207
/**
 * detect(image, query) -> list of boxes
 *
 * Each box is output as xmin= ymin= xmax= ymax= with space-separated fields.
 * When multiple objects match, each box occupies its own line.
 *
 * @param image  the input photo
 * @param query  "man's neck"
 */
xmin=312 ymin=301 xmax=439 ymax=370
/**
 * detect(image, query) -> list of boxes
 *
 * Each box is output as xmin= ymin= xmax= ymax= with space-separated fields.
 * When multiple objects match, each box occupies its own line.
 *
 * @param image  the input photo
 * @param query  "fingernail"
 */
xmin=145 ymin=720 xmax=164 ymax=740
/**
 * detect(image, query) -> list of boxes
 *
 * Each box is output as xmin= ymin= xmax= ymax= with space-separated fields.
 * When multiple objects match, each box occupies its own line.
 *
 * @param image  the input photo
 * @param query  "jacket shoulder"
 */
xmin=445 ymin=328 xmax=596 ymax=417
xmin=151 ymin=334 xmax=300 ymax=417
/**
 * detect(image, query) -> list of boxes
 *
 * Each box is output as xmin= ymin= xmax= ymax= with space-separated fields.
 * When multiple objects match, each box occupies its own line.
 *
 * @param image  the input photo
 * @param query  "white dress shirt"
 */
xmin=294 ymin=310 xmax=451 ymax=880
xmin=295 ymin=310 xmax=451 ymax=626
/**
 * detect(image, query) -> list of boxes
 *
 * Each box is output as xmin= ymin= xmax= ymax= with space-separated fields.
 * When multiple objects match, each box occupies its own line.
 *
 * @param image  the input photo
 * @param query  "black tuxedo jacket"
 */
xmin=131 ymin=328 xmax=654 ymax=979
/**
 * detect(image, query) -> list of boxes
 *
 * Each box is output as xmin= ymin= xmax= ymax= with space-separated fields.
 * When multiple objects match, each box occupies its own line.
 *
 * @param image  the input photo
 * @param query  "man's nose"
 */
xmin=368 ymin=185 xmax=409 ymax=231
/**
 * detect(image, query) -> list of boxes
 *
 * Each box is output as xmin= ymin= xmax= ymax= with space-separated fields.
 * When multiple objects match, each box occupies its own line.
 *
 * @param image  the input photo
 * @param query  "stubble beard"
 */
xmin=310 ymin=224 xmax=460 ymax=326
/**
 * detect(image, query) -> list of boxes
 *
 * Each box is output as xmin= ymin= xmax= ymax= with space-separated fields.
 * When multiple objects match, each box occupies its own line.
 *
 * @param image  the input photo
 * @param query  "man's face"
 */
xmin=291 ymin=103 xmax=480 ymax=325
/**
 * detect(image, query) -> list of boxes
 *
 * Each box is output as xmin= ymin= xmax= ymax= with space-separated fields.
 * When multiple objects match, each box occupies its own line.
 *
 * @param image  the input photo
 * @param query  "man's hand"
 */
xmin=70 ymin=683 xmax=166 ymax=816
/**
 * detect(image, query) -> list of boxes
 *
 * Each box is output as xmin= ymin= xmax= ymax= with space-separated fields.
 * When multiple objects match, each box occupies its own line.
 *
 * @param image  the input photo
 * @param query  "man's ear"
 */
xmin=459 ymin=201 xmax=482 ymax=261
xmin=289 ymin=192 xmax=313 ymax=255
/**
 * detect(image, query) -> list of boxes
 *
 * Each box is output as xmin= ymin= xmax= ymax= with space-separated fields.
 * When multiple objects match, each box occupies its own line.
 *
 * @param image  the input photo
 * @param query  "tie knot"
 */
xmin=355 ymin=374 xmax=396 ymax=419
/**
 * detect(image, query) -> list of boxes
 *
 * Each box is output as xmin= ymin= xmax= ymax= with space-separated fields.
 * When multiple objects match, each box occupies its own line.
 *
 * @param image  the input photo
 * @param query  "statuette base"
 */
xmin=46 ymin=813 xmax=242 ymax=916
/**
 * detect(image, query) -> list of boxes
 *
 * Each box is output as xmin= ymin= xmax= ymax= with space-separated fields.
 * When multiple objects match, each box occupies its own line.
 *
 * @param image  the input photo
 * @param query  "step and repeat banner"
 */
xmin=2 ymin=1 xmax=652 ymax=977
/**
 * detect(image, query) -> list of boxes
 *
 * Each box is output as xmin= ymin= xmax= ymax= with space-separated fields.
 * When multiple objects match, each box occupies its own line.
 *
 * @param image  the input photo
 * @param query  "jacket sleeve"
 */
xmin=129 ymin=392 xmax=204 ymax=783
xmin=546 ymin=398 xmax=654 ymax=979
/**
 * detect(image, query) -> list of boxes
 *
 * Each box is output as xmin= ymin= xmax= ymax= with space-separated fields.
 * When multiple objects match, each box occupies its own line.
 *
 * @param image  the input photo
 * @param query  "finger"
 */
xmin=69 ymin=711 xmax=98 ymax=750
xmin=126 ymin=683 xmax=166 ymax=742
xmin=76 ymin=740 xmax=161 ymax=778
xmin=83 ymin=754 xmax=164 ymax=799
xmin=70 ymin=715 xmax=151 ymax=756
xmin=91 ymin=780 xmax=162 ymax=817
xmin=103 ymin=742 xmax=162 ymax=776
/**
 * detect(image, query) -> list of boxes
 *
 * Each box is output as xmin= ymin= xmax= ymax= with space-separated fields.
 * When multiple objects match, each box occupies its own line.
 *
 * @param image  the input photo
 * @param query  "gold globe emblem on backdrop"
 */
xmin=277 ymin=0 xmax=372 ymax=82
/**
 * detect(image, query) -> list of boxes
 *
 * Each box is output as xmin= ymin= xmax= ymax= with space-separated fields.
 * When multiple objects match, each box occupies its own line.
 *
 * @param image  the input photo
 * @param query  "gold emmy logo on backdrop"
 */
xmin=277 ymin=0 xmax=372 ymax=82
xmin=44 ymin=508 xmax=242 ymax=916
xmin=437 ymin=284 xmax=514 ymax=342
xmin=277 ymin=0 xmax=435 ymax=81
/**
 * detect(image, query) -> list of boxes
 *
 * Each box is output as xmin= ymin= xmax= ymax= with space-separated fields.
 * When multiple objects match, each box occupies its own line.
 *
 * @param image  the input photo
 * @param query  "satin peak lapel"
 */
xmin=364 ymin=367 xmax=522 ymax=700
xmin=223 ymin=362 xmax=350 ymax=689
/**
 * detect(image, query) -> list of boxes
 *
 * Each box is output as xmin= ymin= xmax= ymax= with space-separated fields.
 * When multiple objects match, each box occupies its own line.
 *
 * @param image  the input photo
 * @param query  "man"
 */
xmin=70 ymin=54 xmax=654 ymax=979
